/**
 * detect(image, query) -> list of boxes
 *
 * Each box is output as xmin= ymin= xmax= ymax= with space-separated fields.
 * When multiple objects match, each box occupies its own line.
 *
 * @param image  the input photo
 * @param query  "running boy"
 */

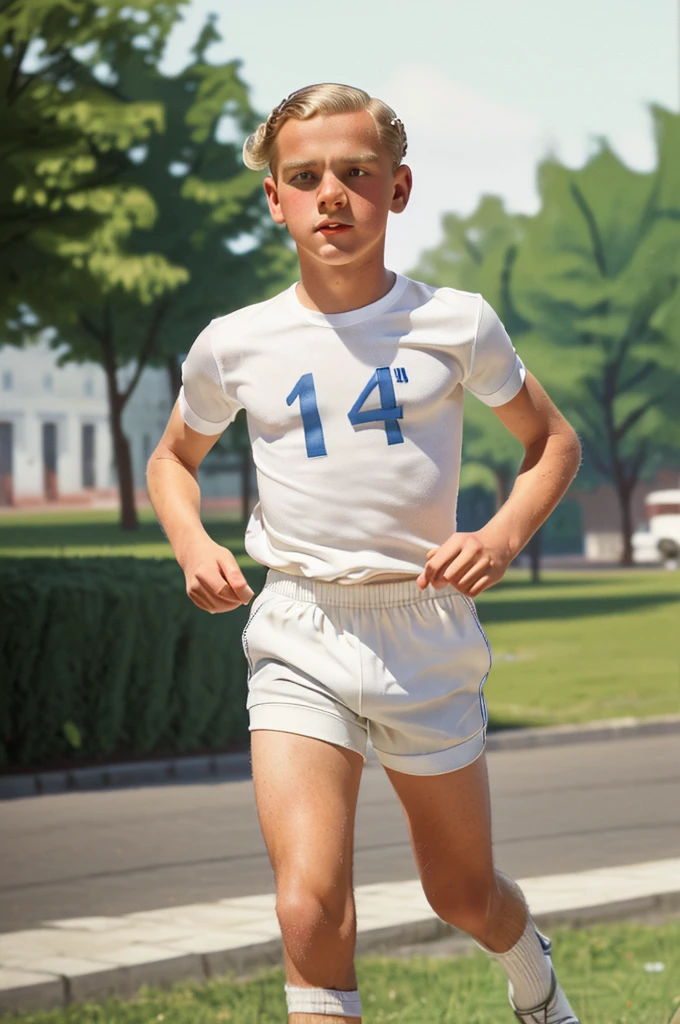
xmin=147 ymin=84 xmax=582 ymax=1023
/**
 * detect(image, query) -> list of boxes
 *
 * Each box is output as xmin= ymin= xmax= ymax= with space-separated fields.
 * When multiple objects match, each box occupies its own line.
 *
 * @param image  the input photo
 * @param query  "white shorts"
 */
xmin=242 ymin=570 xmax=492 ymax=776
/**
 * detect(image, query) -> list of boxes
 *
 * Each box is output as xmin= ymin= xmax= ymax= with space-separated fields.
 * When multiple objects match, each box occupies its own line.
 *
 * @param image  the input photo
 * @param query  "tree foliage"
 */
xmin=3 ymin=3 xmax=296 ymax=528
xmin=0 ymin=0 xmax=186 ymax=329
xmin=512 ymin=107 xmax=680 ymax=562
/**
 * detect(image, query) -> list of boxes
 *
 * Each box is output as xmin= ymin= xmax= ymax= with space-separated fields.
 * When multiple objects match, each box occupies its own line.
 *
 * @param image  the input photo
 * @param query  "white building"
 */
xmin=0 ymin=338 xmax=173 ymax=506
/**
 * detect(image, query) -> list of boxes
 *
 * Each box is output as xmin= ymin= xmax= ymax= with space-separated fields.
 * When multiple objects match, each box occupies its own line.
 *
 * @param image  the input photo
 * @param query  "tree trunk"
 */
xmin=241 ymin=448 xmax=251 ymax=522
xmin=103 ymin=365 xmax=138 ymax=531
xmin=83 ymin=302 xmax=165 ymax=532
xmin=111 ymin=401 xmax=138 ymax=531
xmin=616 ymin=480 xmax=634 ymax=566
xmin=528 ymin=527 xmax=542 ymax=584
xmin=494 ymin=467 xmax=512 ymax=512
xmin=166 ymin=354 xmax=182 ymax=402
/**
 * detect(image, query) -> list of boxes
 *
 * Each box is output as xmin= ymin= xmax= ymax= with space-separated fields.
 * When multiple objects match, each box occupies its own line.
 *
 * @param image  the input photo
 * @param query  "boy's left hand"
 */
xmin=416 ymin=529 xmax=512 ymax=597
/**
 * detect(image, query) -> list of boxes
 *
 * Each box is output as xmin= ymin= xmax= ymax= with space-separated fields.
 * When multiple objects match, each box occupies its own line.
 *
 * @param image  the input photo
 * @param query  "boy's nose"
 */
xmin=317 ymin=172 xmax=347 ymax=209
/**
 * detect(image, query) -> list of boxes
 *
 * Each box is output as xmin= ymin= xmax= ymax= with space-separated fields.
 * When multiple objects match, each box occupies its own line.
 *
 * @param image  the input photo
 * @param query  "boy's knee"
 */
xmin=276 ymin=880 xmax=355 ymax=944
xmin=425 ymin=877 xmax=494 ymax=935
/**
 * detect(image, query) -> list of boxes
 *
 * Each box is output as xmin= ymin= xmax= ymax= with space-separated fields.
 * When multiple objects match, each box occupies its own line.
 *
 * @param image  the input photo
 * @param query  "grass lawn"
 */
xmin=477 ymin=570 xmax=680 ymax=728
xmin=1 ymin=510 xmax=678 ymax=728
xmin=0 ymin=508 xmax=255 ymax=563
xmin=2 ymin=921 xmax=679 ymax=1023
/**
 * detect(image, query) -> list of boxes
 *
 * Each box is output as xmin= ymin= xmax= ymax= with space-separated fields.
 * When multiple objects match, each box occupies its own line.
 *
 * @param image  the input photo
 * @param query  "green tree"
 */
xmin=0 ymin=0 xmax=185 ymax=329
xmin=512 ymin=107 xmax=680 ymax=563
xmin=55 ymin=19 xmax=296 ymax=528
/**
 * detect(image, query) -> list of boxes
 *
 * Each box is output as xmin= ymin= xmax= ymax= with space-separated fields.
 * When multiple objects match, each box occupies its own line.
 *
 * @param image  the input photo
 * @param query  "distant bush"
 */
xmin=0 ymin=559 xmax=267 ymax=767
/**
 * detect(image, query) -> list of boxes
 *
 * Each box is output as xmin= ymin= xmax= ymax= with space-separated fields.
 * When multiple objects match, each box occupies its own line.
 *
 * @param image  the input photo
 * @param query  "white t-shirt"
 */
xmin=179 ymin=274 xmax=526 ymax=583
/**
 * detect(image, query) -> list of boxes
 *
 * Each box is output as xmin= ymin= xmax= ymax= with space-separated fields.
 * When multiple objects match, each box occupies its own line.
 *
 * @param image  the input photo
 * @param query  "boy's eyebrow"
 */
xmin=280 ymin=152 xmax=381 ymax=172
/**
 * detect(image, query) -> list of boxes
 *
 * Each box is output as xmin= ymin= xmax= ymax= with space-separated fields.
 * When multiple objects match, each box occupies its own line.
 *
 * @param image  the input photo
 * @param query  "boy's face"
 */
xmin=263 ymin=110 xmax=411 ymax=269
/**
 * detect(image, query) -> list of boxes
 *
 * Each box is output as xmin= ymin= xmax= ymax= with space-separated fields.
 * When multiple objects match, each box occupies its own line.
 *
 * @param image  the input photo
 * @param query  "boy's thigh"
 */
xmin=251 ymin=730 xmax=364 ymax=887
xmin=384 ymin=753 xmax=494 ymax=892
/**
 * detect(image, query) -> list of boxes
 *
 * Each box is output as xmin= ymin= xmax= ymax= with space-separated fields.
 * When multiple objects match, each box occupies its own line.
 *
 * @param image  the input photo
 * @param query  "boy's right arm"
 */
xmin=146 ymin=402 xmax=254 ymax=613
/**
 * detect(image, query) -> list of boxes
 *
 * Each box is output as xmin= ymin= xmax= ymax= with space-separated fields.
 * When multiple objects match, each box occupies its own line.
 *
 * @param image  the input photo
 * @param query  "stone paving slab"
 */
xmin=126 ymin=904 xmax=278 ymax=932
xmin=46 ymin=916 xmax=131 ymax=933
xmin=161 ymin=930 xmax=282 ymax=955
xmin=1 ymin=857 xmax=679 ymax=1012
xmin=520 ymin=857 xmax=680 ymax=914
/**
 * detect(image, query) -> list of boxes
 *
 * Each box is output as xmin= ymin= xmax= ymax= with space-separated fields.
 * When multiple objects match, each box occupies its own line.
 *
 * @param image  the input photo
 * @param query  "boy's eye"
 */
xmin=291 ymin=171 xmax=315 ymax=182
xmin=348 ymin=168 xmax=367 ymax=177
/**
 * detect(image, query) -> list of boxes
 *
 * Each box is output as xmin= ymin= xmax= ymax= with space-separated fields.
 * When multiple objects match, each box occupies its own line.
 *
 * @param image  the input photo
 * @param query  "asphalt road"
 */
xmin=1 ymin=734 xmax=679 ymax=934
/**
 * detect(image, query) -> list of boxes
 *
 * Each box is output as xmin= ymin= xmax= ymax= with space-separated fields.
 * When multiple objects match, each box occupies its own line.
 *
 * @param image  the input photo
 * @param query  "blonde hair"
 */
xmin=243 ymin=83 xmax=408 ymax=174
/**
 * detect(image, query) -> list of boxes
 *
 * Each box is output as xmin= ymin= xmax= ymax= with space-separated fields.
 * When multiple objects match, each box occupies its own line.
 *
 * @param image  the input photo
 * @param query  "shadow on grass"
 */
xmin=477 ymin=589 xmax=680 ymax=624
xmin=495 ymin=570 xmax=664 ymax=591
xmin=486 ymin=716 xmax=536 ymax=731
xmin=0 ymin=519 xmax=248 ymax=552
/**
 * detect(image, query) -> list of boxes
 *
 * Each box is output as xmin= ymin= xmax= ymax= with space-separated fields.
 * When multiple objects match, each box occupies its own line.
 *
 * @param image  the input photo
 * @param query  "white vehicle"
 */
xmin=632 ymin=489 xmax=680 ymax=566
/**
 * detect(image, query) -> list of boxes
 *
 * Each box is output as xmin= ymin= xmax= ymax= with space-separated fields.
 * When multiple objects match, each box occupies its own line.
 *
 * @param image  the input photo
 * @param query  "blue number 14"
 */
xmin=347 ymin=367 xmax=404 ymax=446
xmin=286 ymin=367 xmax=404 ymax=459
xmin=286 ymin=373 xmax=327 ymax=458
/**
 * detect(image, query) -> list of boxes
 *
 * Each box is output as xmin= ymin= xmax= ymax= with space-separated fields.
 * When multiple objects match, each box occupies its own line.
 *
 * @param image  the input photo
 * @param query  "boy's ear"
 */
xmin=390 ymin=164 xmax=412 ymax=215
xmin=264 ymin=176 xmax=286 ymax=225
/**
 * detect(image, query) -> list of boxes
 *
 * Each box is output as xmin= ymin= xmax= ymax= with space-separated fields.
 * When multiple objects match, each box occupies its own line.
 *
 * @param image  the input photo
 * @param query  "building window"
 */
xmin=82 ymin=424 xmax=96 ymax=488
xmin=1 ymin=371 xmax=12 ymax=391
xmin=43 ymin=374 xmax=53 ymax=393
xmin=84 ymin=378 xmax=94 ymax=397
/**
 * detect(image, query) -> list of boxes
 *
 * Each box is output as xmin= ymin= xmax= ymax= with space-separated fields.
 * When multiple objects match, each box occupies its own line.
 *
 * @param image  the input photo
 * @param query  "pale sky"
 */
xmin=161 ymin=0 xmax=679 ymax=272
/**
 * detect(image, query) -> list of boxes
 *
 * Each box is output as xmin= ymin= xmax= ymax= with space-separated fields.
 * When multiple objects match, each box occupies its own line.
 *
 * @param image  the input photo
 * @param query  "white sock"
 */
xmin=488 ymin=919 xmax=553 ymax=1010
xmin=284 ymin=985 xmax=362 ymax=1017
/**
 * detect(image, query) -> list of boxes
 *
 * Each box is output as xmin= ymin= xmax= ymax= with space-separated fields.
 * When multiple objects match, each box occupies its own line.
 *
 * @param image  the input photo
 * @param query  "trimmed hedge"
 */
xmin=0 ymin=559 xmax=267 ymax=767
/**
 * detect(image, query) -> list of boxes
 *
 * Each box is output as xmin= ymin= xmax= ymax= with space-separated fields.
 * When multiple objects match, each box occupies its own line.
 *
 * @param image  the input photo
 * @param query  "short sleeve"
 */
xmin=463 ymin=299 xmax=526 ymax=407
xmin=178 ymin=322 xmax=243 ymax=435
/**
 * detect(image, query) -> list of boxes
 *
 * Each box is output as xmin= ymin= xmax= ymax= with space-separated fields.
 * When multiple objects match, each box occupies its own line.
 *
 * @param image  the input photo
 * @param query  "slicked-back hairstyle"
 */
xmin=243 ymin=83 xmax=408 ymax=175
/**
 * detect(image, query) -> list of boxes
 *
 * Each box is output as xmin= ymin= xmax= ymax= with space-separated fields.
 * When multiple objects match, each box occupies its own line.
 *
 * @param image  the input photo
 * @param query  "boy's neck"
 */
xmin=295 ymin=255 xmax=396 ymax=315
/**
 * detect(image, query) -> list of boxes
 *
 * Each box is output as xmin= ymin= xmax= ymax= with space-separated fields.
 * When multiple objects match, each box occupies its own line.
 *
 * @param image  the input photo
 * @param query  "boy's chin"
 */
xmin=305 ymin=247 xmax=365 ymax=268
xmin=302 ymin=239 xmax=382 ymax=269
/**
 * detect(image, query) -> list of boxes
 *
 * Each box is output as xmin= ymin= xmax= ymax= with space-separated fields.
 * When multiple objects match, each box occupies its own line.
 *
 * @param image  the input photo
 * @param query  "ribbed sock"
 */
xmin=284 ymin=985 xmax=362 ymax=1017
xmin=488 ymin=919 xmax=553 ymax=1010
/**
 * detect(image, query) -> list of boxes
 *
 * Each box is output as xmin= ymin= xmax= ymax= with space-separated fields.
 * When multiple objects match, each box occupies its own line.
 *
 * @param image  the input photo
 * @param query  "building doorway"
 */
xmin=0 ymin=422 xmax=13 ymax=506
xmin=42 ymin=422 xmax=58 ymax=500
xmin=82 ymin=423 xmax=96 ymax=488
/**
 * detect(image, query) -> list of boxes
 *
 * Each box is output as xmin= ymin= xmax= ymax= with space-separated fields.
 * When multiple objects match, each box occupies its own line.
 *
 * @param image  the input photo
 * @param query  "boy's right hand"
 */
xmin=180 ymin=539 xmax=255 ymax=613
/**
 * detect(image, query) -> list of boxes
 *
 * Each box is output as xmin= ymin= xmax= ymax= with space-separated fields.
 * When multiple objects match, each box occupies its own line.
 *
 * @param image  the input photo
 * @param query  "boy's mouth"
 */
xmin=316 ymin=221 xmax=352 ymax=236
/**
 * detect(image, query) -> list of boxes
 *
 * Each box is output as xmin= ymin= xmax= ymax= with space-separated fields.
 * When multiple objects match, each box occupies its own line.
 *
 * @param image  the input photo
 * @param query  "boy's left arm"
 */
xmin=417 ymin=371 xmax=582 ymax=597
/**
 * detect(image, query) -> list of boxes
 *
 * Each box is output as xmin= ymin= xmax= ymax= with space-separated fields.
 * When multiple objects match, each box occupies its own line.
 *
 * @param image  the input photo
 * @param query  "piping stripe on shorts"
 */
xmin=462 ymin=594 xmax=492 ymax=728
xmin=242 ymin=595 xmax=276 ymax=677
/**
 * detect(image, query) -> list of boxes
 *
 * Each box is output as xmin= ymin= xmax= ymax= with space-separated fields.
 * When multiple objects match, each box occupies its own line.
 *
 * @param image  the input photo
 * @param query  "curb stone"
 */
xmin=0 ymin=969 xmax=65 ymax=1013
xmin=0 ymin=751 xmax=253 ymax=801
xmin=484 ymin=713 xmax=680 ymax=752
xmin=2 ymin=717 xmax=679 ymax=800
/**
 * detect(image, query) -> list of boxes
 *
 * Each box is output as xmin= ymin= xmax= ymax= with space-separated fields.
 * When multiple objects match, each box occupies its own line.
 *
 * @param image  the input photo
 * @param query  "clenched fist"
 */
xmin=181 ymin=538 xmax=255 ymax=613
xmin=416 ymin=529 xmax=512 ymax=598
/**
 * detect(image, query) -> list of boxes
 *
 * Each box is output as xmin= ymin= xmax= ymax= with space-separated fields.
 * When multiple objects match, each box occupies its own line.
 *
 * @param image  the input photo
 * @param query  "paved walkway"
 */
xmin=2 ymin=857 xmax=679 ymax=1012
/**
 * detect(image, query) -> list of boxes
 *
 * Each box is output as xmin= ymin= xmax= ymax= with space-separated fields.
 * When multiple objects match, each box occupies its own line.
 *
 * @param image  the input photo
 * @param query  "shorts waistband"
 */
xmin=264 ymin=570 xmax=449 ymax=609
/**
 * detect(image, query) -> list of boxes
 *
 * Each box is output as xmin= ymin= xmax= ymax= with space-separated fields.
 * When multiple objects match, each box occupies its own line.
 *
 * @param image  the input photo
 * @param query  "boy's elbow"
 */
xmin=562 ymin=422 xmax=582 ymax=478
